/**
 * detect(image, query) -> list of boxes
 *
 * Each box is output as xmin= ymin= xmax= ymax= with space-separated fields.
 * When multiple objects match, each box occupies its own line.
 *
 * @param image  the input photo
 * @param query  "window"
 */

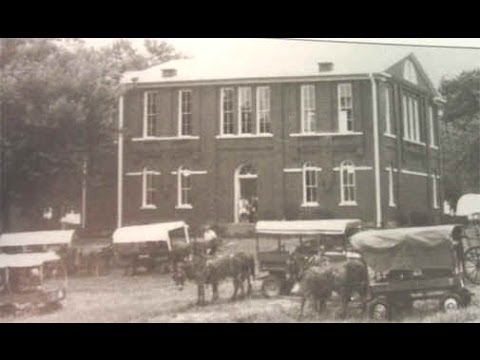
xmin=428 ymin=106 xmax=437 ymax=147
xmin=179 ymin=90 xmax=192 ymax=136
xmin=144 ymin=92 xmax=159 ymax=137
xmin=340 ymin=161 xmax=356 ymax=205
xmin=432 ymin=172 xmax=439 ymax=209
xmin=338 ymin=83 xmax=353 ymax=132
xmin=257 ymin=86 xmax=271 ymax=134
xmin=301 ymin=85 xmax=316 ymax=133
xmin=402 ymin=94 xmax=421 ymax=143
xmin=384 ymin=86 xmax=393 ymax=135
xmin=303 ymin=162 xmax=318 ymax=205
xmin=403 ymin=60 xmax=418 ymax=84
xmin=388 ymin=165 xmax=396 ymax=207
xmin=142 ymin=168 xmax=157 ymax=208
xmin=177 ymin=167 xmax=192 ymax=208
xmin=238 ymin=87 xmax=253 ymax=134
xmin=221 ymin=88 xmax=235 ymax=135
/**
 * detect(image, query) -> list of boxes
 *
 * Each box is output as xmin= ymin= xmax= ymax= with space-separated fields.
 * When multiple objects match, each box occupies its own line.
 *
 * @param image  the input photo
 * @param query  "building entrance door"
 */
xmin=234 ymin=164 xmax=258 ymax=223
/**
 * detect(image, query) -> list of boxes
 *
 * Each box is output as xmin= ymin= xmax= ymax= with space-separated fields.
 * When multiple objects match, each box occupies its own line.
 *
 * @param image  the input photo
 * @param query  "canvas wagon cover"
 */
xmin=0 ymin=230 xmax=75 ymax=248
xmin=350 ymin=225 xmax=462 ymax=272
xmin=255 ymin=219 xmax=362 ymax=236
xmin=112 ymin=222 xmax=188 ymax=250
xmin=0 ymin=252 xmax=60 ymax=268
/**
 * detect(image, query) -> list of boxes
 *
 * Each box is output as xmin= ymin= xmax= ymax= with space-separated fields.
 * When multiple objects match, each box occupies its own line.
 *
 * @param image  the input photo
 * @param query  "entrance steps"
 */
xmin=219 ymin=223 xmax=256 ymax=238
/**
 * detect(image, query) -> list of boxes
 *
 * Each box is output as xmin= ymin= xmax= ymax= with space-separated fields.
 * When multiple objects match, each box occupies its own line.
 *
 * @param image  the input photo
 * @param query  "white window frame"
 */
xmin=220 ymin=88 xmax=235 ymax=135
xmin=143 ymin=92 xmax=158 ymax=138
xmin=256 ymin=86 xmax=271 ymax=134
xmin=428 ymin=105 xmax=437 ymax=147
xmin=302 ymin=162 xmax=318 ymax=207
xmin=339 ymin=161 xmax=357 ymax=206
xmin=301 ymin=85 xmax=316 ymax=134
xmin=177 ymin=167 xmax=193 ymax=209
xmin=384 ymin=86 xmax=393 ymax=136
xmin=178 ymin=90 xmax=192 ymax=137
xmin=141 ymin=168 xmax=159 ymax=209
xmin=238 ymin=87 xmax=253 ymax=134
xmin=432 ymin=172 xmax=439 ymax=209
xmin=402 ymin=95 xmax=410 ymax=140
xmin=403 ymin=94 xmax=422 ymax=143
xmin=338 ymin=83 xmax=354 ymax=133
xmin=387 ymin=165 xmax=396 ymax=208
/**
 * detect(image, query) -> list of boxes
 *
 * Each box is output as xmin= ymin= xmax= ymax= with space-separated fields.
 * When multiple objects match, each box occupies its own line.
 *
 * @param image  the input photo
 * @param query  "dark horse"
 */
xmin=298 ymin=255 xmax=369 ymax=319
xmin=170 ymin=243 xmax=255 ymax=306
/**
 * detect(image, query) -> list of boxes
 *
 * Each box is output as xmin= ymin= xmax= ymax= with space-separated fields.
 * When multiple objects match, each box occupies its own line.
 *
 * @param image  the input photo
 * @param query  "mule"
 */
xmin=171 ymin=245 xmax=255 ymax=306
xmin=298 ymin=256 xmax=369 ymax=319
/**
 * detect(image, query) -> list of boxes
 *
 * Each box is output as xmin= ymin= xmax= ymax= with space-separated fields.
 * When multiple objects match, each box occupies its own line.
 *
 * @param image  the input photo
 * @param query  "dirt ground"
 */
xmin=2 ymin=238 xmax=480 ymax=323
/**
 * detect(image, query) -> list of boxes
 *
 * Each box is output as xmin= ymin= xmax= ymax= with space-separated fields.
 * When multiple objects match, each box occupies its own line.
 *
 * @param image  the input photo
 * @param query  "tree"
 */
xmin=0 ymin=38 xmax=183 ymax=231
xmin=439 ymin=69 xmax=480 ymax=212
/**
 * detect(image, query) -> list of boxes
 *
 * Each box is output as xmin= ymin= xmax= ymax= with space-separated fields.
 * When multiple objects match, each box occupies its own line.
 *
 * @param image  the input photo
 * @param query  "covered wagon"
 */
xmin=113 ymin=221 xmax=191 ymax=275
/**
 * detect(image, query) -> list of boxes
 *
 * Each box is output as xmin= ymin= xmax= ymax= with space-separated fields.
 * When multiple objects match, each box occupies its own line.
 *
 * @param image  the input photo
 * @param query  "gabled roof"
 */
xmin=121 ymin=49 xmax=417 ymax=84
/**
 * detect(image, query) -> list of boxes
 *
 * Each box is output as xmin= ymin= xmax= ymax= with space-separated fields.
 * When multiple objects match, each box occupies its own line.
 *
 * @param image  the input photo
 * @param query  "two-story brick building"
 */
xmin=116 ymin=52 xmax=444 ymax=229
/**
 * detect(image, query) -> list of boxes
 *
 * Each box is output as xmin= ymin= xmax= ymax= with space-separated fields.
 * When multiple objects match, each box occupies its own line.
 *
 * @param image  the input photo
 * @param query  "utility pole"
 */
xmin=0 ymin=38 xmax=6 ymax=233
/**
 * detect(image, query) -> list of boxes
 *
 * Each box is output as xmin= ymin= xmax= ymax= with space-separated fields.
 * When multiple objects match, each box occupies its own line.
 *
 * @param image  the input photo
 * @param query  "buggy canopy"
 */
xmin=255 ymin=219 xmax=362 ymax=236
xmin=0 ymin=252 xmax=60 ymax=269
xmin=350 ymin=225 xmax=463 ymax=272
xmin=112 ymin=221 xmax=189 ymax=251
xmin=0 ymin=230 xmax=75 ymax=248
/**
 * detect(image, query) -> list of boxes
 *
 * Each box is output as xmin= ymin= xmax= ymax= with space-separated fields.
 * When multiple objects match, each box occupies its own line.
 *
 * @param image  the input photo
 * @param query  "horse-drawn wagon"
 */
xmin=113 ymin=221 xmax=191 ymax=275
xmin=350 ymin=225 xmax=474 ymax=320
xmin=0 ymin=230 xmax=114 ymax=277
xmin=254 ymin=219 xmax=363 ymax=298
xmin=0 ymin=252 xmax=67 ymax=315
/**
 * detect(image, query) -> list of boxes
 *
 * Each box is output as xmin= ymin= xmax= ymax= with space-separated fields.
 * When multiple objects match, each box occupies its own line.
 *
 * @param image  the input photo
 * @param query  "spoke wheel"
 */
xmin=368 ymin=297 xmax=392 ymax=321
xmin=261 ymin=276 xmax=283 ymax=298
xmin=441 ymin=294 xmax=462 ymax=312
xmin=463 ymin=247 xmax=480 ymax=284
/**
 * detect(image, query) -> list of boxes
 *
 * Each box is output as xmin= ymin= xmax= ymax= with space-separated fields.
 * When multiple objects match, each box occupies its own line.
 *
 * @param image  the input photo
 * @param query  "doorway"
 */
xmin=234 ymin=164 xmax=258 ymax=223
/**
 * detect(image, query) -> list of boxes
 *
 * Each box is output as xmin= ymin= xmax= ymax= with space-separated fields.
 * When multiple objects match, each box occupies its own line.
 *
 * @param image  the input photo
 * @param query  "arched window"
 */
xmin=340 ymin=161 xmax=356 ymax=205
xmin=177 ymin=166 xmax=192 ymax=208
xmin=303 ymin=162 xmax=318 ymax=205
xmin=403 ymin=60 xmax=418 ymax=84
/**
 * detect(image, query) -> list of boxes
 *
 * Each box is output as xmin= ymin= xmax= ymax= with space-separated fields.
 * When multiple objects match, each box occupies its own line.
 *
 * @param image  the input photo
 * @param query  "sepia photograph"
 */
xmin=0 ymin=38 xmax=479 ymax=323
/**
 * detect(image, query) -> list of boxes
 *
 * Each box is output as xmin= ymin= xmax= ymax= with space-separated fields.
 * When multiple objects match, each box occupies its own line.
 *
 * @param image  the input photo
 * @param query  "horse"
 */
xmin=298 ymin=255 xmax=369 ymax=319
xmin=170 ymin=243 xmax=255 ymax=306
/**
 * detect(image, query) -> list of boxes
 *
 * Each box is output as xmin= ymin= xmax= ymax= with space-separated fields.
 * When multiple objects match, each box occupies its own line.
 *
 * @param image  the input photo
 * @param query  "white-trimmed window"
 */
xmin=340 ymin=161 xmax=356 ymax=205
xmin=257 ymin=86 xmax=271 ymax=134
xmin=301 ymin=85 xmax=316 ymax=133
xmin=338 ymin=83 xmax=354 ymax=133
xmin=221 ymin=88 xmax=235 ymax=135
xmin=387 ymin=164 xmax=396 ymax=207
xmin=402 ymin=94 xmax=421 ymax=143
xmin=179 ymin=90 xmax=192 ymax=136
xmin=238 ymin=87 xmax=253 ymax=134
xmin=142 ymin=168 xmax=158 ymax=209
xmin=177 ymin=167 xmax=192 ymax=208
xmin=303 ymin=162 xmax=318 ymax=206
xmin=403 ymin=60 xmax=418 ymax=84
xmin=428 ymin=106 xmax=437 ymax=147
xmin=384 ymin=86 xmax=393 ymax=135
xmin=432 ymin=172 xmax=439 ymax=209
xmin=144 ymin=92 xmax=158 ymax=137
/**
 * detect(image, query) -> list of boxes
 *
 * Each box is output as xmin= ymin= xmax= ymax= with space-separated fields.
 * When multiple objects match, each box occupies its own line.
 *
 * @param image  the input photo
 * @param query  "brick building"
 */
xmin=116 ymin=52 xmax=444 ymax=229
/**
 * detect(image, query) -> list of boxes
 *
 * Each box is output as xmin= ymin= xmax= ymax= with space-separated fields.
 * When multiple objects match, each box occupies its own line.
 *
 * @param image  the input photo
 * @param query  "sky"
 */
xmin=82 ymin=38 xmax=480 ymax=88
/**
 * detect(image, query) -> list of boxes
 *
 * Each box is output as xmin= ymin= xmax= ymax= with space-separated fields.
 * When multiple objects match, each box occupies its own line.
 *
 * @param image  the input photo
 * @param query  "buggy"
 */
xmin=350 ymin=225 xmax=473 ymax=321
xmin=254 ymin=219 xmax=363 ymax=298
xmin=0 ymin=252 xmax=67 ymax=315
xmin=113 ymin=221 xmax=191 ymax=275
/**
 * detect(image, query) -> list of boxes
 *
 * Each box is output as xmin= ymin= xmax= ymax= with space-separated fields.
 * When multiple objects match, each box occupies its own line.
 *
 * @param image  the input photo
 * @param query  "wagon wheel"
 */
xmin=463 ymin=246 xmax=480 ymax=284
xmin=261 ymin=276 xmax=283 ymax=298
xmin=440 ymin=293 xmax=463 ymax=312
xmin=367 ymin=297 xmax=393 ymax=321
